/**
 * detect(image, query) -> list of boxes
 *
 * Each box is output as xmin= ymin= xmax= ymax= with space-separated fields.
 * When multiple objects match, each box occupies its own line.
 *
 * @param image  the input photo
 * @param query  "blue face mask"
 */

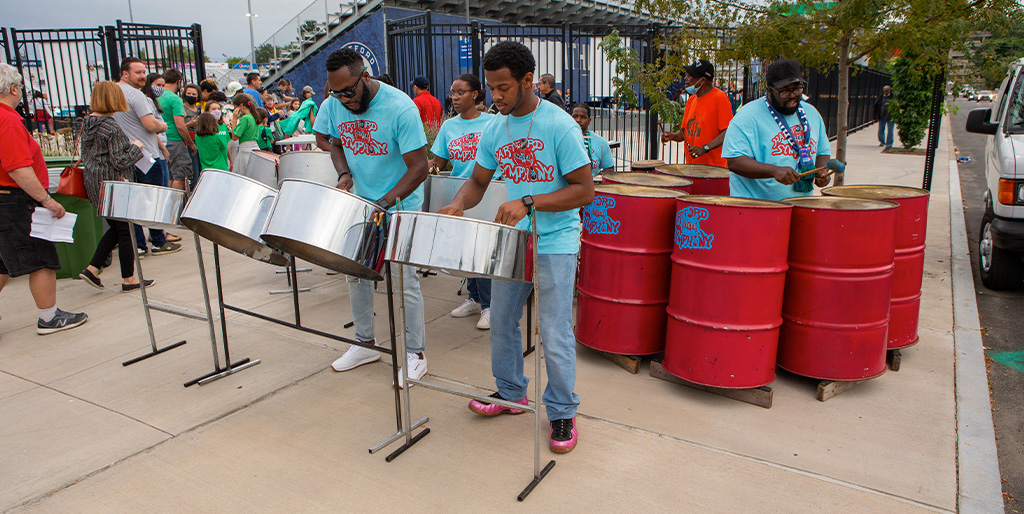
xmin=684 ymin=78 xmax=702 ymax=95
xmin=151 ymin=86 xmax=163 ymax=96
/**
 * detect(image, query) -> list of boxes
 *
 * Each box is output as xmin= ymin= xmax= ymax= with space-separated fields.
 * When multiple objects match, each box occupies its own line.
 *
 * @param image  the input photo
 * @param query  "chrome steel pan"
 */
xmin=246 ymin=150 xmax=280 ymax=189
xmin=98 ymin=181 xmax=186 ymax=230
xmin=180 ymin=169 xmax=288 ymax=266
xmin=277 ymin=150 xmax=338 ymax=187
xmin=425 ymin=175 xmax=508 ymax=222
xmin=261 ymin=179 xmax=386 ymax=280
xmin=385 ymin=211 xmax=529 ymax=282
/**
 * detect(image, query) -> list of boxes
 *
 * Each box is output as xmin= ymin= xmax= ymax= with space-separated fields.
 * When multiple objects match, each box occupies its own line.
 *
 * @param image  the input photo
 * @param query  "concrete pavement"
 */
xmin=0 ymin=116 xmax=995 ymax=513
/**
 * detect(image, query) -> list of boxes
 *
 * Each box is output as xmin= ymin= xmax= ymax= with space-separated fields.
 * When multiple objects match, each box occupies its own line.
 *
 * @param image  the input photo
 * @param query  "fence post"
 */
xmin=922 ymin=68 xmax=945 ymax=191
xmin=192 ymin=23 xmax=206 ymax=80
xmin=103 ymin=25 xmax=120 ymax=77
xmin=1 ymin=28 xmax=11 ymax=65
xmin=470 ymin=21 xmax=481 ymax=78
xmin=426 ymin=11 xmax=435 ymax=95
xmin=8 ymin=29 xmax=31 ymax=128
xmin=645 ymin=23 xmax=661 ymax=161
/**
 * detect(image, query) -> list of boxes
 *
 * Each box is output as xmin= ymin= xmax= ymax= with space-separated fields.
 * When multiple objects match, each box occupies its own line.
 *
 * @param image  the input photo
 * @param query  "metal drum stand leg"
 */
xmin=271 ymin=255 xmax=311 ymax=295
xmin=186 ymin=243 xmax=262 ymax=386
xmin=121 ymin=223 xmax=187 ymax=366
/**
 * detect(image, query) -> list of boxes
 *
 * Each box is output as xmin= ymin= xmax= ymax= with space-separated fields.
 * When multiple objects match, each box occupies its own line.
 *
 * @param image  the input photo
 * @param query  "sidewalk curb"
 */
xmin=949 ymin=157 xmax=1005 ymax=513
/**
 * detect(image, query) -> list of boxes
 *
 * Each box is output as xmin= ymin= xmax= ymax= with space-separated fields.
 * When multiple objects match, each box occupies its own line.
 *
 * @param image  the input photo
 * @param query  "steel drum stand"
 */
xmin=270 ymin=255 xmax=311 ymax=295
xmin=121 ymin=225 xmax=189 ymax=366
xmin=385 ymin=211 xmax=554 ymax=501
xmin=208 ymin=247 xmax=427 ymax=451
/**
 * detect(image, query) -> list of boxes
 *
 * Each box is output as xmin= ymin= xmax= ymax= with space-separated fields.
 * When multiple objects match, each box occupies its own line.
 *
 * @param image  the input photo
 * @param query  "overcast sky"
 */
xmin=5 ymin=0 xmax=304 ymax=61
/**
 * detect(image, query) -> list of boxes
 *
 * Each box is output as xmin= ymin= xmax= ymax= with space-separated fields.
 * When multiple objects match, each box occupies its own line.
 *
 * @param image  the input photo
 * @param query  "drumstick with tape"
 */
xmin=797 ymin=159 xmax=846 ymax=178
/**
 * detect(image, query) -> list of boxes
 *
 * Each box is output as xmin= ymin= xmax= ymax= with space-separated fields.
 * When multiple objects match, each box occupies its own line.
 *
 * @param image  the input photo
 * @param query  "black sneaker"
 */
xmin=37 ymin=309 xmax=88 ymax=335
xmin=122 ymin=279 xmax=155 ymax=292
xmin=79 ymin=269 xmax=104 ymax=290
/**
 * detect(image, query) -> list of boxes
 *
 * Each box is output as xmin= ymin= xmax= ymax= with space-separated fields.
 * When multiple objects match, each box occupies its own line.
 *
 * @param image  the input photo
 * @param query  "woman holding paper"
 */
xmin=78 ymin=81 xmax=154 ymax=292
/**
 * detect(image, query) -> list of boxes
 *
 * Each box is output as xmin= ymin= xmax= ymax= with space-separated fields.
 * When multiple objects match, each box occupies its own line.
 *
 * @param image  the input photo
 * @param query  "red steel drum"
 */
xmin=602 ymin=171 xmax=693 ymax=193
xmin=822 ymin=185 xmax=929 ymax=349
xmin=664 ymin=196 xmax=792 ymax=388
xmin=655 ymin=164 xmax=731 ymax=196
xmin=576 ymin=184 xmax=687 ymax=355
xmin=777 ymin=197 xmax=899 ymax=381
xmin=631 ymin=159 xmax=665 ymax=173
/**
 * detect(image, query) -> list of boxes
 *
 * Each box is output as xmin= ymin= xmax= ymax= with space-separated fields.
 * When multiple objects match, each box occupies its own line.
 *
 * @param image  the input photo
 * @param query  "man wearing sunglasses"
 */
xmin=721 ymin=58 xmax=835 ymax=201
xmin=313 ymin=48 xmax=430 ymax=388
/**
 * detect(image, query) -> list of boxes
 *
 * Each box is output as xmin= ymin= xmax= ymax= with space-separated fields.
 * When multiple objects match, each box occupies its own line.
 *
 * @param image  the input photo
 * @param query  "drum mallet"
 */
xmin=797 ymin=159 xmax=845 ymax=179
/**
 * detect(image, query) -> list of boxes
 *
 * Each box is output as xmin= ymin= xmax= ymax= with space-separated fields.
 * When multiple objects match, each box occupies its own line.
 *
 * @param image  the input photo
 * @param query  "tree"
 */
xmin=605 ymin=0 xmax=1020 ymax=184
xmin=970 ymin=21 xmax=1024 ymax=89
xmin=888 ymin=56 xmax=933 ymax=148
xmin=300 ymin=19 xmax=318 ymax=36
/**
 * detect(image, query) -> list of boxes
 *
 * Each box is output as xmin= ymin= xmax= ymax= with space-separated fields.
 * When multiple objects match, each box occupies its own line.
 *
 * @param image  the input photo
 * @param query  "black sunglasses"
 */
xmin=328 ymin=74 xmax=366 ymax=99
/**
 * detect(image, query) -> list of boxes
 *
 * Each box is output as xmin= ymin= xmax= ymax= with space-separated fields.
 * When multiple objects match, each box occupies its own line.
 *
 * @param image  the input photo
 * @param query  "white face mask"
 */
xmin=210 ymin=109 xmax=222 ymax=120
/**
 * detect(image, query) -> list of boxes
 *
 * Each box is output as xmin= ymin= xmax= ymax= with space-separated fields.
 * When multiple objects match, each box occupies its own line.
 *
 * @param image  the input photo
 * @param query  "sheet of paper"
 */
xmin=30 ymin=207 xmax=77 ymax=243
xmin=135 ymin=147 xmax=155 ymax=173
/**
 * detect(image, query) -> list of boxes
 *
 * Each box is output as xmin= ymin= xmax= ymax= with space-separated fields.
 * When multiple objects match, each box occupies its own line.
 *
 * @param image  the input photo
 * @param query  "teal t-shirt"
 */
xmin=157 ymin=90 xmax=185 ymax=141
xmin=195 ymin=134 xmax=229 ymax=171
xmin=721 ymin=98 xmax=831 ymax=201
xmin=475 ymin=99 xmax=591 ymax=254
xmin=430 ymin=112 xmax=497 ymax=179
xmin=584 ymin=130 xmax=614 ymax=176
xmin=313 ymin=83 xmax=428 ymax=210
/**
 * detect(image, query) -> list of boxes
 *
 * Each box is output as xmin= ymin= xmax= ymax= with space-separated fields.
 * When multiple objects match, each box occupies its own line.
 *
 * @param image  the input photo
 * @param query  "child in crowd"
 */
xmin=194 ymin=112 xmax=229 ymax=172
xmin=254 ymin=107 xmax=275 ymax=151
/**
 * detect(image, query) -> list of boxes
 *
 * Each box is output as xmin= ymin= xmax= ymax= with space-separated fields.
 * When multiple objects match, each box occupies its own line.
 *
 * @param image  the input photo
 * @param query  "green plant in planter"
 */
xmin=888 ymin=57 xmax=938 ymax=150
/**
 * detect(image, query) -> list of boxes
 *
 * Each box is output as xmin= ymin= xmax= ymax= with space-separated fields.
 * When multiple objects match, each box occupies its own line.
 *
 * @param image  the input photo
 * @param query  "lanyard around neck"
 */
xmin=764 ymin=95 xmax=810 ymax=153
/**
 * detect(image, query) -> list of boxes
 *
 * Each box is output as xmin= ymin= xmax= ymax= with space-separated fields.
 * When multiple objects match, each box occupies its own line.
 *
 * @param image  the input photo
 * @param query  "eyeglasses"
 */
xmin=329 ymin=79 xmax=362 ymax=99
xmin=771 ymin=86 xmax=805 ymax=99
xmin=449 ymin=89 xmax=471 ymax=98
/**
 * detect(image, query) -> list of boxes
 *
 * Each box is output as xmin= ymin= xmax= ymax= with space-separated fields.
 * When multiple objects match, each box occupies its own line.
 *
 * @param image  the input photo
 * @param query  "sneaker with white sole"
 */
xmin=451 ymin=298 xmax=481 ymax=318
xmin=476 ymin=308 xmax=491 ymax=330
xmin=396 ymin=352 xmax=428 ymax=389
xmin=331 ymin=342 xmax=381 ymax=371
xmin=37 ymin=309 xmax=88 ymax=335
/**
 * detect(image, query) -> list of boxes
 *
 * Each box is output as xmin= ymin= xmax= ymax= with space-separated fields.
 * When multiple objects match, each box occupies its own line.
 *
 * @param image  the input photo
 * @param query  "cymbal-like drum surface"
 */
xmin=98 ymin=181 xmax=186 ymax=230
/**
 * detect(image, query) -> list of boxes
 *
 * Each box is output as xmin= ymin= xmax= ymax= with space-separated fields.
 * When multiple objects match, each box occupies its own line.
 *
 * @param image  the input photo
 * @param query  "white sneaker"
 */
xmin=476 ymin=308 xmax=491 ymax=330
xmin=331 ymin=342 xmax=381 ymax=372
xmin=451 ymin=298 xmax=481 ymax=318
xmin=396 ymin=352 xmax=428 ymax=389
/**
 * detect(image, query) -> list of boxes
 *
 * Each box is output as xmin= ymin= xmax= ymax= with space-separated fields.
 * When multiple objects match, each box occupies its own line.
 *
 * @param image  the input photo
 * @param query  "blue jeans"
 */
xmin=489 ymin=253 xmax=579 ymax=420
xmin=878 ymin=119 xmax=894 ymax=148
xmin=467 ymin=278 xmax=491 ymax=309
xmin=347 ymin=264 xmax=425 ymax=353
xmin=134 ymin=159 xmax=167 ymax=249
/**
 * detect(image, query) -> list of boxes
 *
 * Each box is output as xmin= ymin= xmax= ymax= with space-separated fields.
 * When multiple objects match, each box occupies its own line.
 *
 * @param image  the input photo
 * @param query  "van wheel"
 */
xmin=979 ymin=209 xmax=1024 ymax=290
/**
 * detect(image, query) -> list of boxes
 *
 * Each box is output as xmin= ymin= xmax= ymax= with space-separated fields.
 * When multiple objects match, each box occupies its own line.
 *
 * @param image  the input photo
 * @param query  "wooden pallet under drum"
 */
xmin=649 ymin=361 xmax=773 ymax=409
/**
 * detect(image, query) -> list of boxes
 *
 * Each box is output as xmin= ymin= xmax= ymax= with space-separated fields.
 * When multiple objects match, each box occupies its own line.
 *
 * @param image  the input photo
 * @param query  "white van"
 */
xmin=965 ymin=58 xmax=1024 ymax=290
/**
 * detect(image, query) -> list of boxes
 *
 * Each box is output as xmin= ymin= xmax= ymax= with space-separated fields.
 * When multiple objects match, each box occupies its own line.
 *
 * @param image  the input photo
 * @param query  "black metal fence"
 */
xmin=0 ymin=22 xmax=204 ymax=156
xmin=388 ymin=14 xmax=889 ymax=167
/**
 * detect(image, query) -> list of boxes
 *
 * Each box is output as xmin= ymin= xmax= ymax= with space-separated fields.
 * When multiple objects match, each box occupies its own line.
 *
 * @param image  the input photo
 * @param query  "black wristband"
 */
xmin=375 ymin=197 xmax=391 ymax=210
xmin=338 ymin=171 xmax=351 ymax=178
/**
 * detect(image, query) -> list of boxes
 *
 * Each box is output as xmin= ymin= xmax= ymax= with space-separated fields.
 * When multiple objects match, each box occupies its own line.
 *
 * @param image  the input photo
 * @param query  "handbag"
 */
xmin=56 ymin=123 xmax=88 ymax=199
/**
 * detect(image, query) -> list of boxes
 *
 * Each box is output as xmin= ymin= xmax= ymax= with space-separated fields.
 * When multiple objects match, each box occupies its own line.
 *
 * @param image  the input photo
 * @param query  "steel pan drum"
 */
xmin=180 ymin=170 xmax=288 ymax=266
xmin=385 ymin=211 xmax=529 ymax=282
xmin=655 ymin=164 xmax=731 ymax=196
xmin=277 ymin=150 xmax=338 ymax=187
xmin=262 ymin=179 xmax=386 ymax=280
xmin=631 ymin=159 xmax=665 ymax=173
xmin=98 ymin=181 xmax=186 ymax=230
xmin=425 ymin=174 xmax=508 ymax=222
xmin=246 ymin=150 xmax=280 ymax=189
xmin=601 ymin=171 xmax=693 ymax=193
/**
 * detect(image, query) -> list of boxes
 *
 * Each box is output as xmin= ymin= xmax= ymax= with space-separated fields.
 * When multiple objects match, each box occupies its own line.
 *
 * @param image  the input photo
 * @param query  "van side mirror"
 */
xmin=966 ymin=108 xmax=998 ymax=135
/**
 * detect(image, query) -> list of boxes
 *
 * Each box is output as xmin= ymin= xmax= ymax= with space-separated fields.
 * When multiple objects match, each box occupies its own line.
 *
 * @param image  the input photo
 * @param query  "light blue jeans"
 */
xmin=878 ymin=119 xmax=894 ymax=148
xmin=489 ymin=253 xmax=579 ymax=420
xmin=347 ymin=263 xmax=425 ymax=353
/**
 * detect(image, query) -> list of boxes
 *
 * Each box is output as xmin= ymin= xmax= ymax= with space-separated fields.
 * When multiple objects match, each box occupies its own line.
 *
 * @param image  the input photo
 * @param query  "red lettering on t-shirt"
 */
xmin=495 ymin=138 xmax=555 ymax=184
xmin=336 ymin=120 xmax=388 ymax=156
xmin=770 ymin=125 xmax=816 ymax=159
xmin=448 ymin=132 xmax=481 ymax=162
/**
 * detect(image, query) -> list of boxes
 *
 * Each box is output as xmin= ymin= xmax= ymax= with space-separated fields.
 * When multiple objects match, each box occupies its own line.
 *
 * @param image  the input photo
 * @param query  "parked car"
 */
xmin=965 ymin=59 xmax=1024 ymax=289
xmin=977 ymin=90 xmax=995 ymax=102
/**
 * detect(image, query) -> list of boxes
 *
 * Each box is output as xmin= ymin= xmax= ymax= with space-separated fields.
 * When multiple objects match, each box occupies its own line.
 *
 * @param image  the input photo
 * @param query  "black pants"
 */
xmin=89 ymin=220 xmax=135 ymax=279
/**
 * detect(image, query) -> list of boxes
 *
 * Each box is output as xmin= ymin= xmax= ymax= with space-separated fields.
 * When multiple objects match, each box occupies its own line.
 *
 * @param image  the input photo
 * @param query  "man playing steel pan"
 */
xmin=438 ymin=41 xmax=594 ymax=454
xmin=313 ymin=47 xmax=430 ymax=387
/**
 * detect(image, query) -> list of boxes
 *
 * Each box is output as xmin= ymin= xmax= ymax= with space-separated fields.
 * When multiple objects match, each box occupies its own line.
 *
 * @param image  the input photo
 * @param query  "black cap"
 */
xmin=765 ymin=58 xmax=805 ymax=89
xmin=413 ymin=76 xmax=429 ymax=89
xmin=684 ymin=59 xmax=715 ymax=81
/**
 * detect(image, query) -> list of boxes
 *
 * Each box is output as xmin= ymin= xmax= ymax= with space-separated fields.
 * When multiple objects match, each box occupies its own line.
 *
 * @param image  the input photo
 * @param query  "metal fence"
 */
xmin=388 ymin=15 xmax=890 ymax=167
xmin=2 ymin=21 xmax=204 ymax=156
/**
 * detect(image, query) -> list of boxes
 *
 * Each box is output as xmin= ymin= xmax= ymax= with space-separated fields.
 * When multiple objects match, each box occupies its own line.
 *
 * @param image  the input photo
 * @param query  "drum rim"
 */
xmin=655 ymin=164 xmax=731 ymax=178
xmin=197 ymin=168 xmax=278 ymax=194
xmin=784 ymin=196 xmax=900 ymax=210
xmin=594 ymin=183 xmax=687 ymax=199
xmin=681 ymin=195 xmax=791 ymax=208
xmin=100 ymin=180 xmax=187 ymax=197
xmin=821 ymin=184 xmax=931 ymax=199
xmin=277 ymin=178 xmax=382 ymax=211
xmin=602 ymin=171 xmax=693 ymax=187
xmin=394 ymin=210 xmax=531 ymax=233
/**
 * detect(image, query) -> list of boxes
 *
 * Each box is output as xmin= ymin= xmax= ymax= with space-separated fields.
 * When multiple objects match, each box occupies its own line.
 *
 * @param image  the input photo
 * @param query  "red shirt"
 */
xmin=413 ymin=91 xmax=443 ymax=131
xmin=681 ymin=87 xmax=734 ymax=167
xmin=0 ymin=102 xmax=48 ymax=189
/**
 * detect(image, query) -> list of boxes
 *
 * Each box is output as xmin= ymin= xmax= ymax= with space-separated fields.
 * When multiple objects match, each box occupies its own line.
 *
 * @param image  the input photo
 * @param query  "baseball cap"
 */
xmin=302 ymin=85 xmax=314 ymax=93
xmin=765 ymin=58 xmax=805 ymax=89
xmin=413 ymin=76 xmax=429 ymax=89
xmin=684 ymin=59 xmax=715 ymax=81
xmin=225 ymin=81 xmax=243 ymax=97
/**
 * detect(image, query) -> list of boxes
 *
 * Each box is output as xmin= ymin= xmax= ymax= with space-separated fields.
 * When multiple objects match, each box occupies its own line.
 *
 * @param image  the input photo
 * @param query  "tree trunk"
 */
xmin=834 ymin=34 xmax=851 ymax=186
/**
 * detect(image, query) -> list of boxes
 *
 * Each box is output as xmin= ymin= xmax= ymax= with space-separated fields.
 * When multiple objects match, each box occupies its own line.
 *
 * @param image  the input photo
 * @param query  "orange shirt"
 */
xmin=681 ymin=87 xmax=733 ymax=167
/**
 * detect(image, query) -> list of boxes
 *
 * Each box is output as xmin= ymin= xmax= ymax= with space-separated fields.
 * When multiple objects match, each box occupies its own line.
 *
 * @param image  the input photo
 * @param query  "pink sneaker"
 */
xmin=468 ymin=392 xmax=529 ymax=416
xmin=549 ymin=417 xmax=577 ymax=453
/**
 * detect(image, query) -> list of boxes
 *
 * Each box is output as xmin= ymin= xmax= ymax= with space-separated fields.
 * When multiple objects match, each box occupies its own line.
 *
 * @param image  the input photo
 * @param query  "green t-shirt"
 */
xmin=256 ymin=125 xmax=274 ymax=150
xmin=156 ymin=90 xmax=185 ymax=141
xmin=233 ymin=114 xmax=258 ymax=143
xmin=195 ymin=134 xmax=229 ymax=171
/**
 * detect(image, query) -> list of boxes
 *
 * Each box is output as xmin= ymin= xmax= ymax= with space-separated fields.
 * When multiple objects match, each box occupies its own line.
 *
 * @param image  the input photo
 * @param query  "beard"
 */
xmin=769 ymin=92 xmax=799 ymax=115
xmin=345 ymin=80 xmax=373 ymax=115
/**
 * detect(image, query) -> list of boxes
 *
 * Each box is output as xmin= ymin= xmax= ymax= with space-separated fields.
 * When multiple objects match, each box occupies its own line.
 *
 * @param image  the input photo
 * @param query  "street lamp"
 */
xmin=246 ymin=1 xmax=258 ymax=71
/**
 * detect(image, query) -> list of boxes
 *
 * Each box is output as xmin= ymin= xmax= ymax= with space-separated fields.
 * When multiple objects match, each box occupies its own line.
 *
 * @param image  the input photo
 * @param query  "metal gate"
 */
xmin=3 ymin=21 xmax=204 ymax=155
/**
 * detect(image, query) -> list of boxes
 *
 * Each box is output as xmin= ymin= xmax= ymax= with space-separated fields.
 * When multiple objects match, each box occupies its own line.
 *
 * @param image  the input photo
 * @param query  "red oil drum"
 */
xmin=576 ymin=184 xmax=687 ymax=355
xmin=663 ymin=196 xmax=792 ymax=388
xmin=777 ymin=197 xmax=899 ymax=381
xmin=822 ymin=185 xmax=929 ymax=349
xmin=602 ymin=171 xmax=693 ymax=193
xmin=655 ymin=164 xmax=731 ymax=196
xmin=631 ymin=159 xmax=665 ymax=173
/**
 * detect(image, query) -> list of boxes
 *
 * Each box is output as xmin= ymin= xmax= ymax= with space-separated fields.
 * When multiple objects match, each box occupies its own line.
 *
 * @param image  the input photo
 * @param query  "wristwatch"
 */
xmin=521 ymin=195 xmax=535 ymax=210
xmin=375 ymin=197 xmax=391 ymax=210
xmin=702 ymin=144 xmax=711 ymax=153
